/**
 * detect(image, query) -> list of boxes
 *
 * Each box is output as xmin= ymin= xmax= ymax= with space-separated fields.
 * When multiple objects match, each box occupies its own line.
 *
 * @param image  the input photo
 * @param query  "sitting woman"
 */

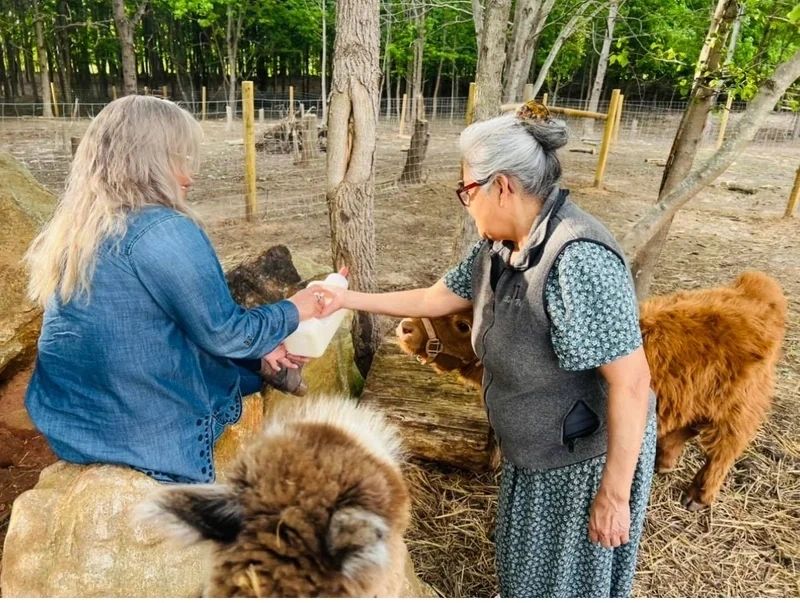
xmin=24 ymin=95 xmax=327 ymax=484
xmin=321 ymin=102 xmax=656 ymax=597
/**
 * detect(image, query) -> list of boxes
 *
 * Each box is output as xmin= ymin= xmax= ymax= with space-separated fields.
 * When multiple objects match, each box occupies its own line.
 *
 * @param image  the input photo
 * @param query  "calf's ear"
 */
xmin=326 ymin=505 xmax=390 ymax=579
xmin=134 ymin=484 xmax=243 ymax=545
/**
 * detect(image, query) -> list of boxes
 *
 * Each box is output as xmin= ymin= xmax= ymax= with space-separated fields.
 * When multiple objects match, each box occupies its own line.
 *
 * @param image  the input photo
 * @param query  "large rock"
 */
xmin=1 ymin=459 xmax=433 ymax=596
xmin=0 ymin=462 xmax=212 ymax=597
xmin=0 ymin=152 xmax=56 ymax=379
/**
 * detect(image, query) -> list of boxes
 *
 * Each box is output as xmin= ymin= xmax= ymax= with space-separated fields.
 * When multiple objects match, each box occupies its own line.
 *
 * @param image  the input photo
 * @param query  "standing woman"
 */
xmin=321 ymin=102 xmax=656 ymax=597
xmin=24 ymin=95 xmax=327 ymax=484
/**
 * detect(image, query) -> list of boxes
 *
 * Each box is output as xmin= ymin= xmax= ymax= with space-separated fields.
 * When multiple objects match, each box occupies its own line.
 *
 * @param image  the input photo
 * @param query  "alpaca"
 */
xmin=137 ymin=396 xmax=411 ymax=596
xmin=396 ymin=271 xmax=787 ymax=510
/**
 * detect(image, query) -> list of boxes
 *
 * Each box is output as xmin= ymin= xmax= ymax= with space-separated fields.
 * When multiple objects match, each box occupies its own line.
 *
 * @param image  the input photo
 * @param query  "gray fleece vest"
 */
xmin=471 ymin=187 xmax=655 ymax=471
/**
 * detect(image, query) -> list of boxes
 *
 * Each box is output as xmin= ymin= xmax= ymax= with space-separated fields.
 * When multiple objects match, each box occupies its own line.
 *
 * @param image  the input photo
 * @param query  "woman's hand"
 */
xmin=288 ymin=285 xmax=331 ymax=321
xmin=588 ymin=487 xmax=631 ymax=549
xmin=261 ymin=343 xmax=309 ymax=373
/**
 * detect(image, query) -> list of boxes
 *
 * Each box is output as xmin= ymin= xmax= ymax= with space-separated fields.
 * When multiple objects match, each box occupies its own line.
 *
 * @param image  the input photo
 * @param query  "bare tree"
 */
xmin=629 ymin=0 xmax=739 ymax=297
xmin=621 ymin=48 xmax=800 ymax=268
xmin=503 ymin=0 xmax=556 ymax=103
xmin=223 ymin=3 xmax=246 ymax=115
xmin=322 ymin=0 xmax=328 ymax=121
xmin=111 ymin=0 xmax=148 ymax=95
xmin=327 ymin=0 xmax=382 ymax=375
xmin=450 ymin=0 xmax=512 ymax=263
xmin=472 ymin=0 xmax=484 ymax=55
xmin=473 ymin=0 xmax=512 ymax=121
xmin=33 ymin=0 xmax=52 ymax=117
xmin=531 ymin=0 xmax=603 ymax=98
xmin=582 ymin=0 xmax=620 ymax=136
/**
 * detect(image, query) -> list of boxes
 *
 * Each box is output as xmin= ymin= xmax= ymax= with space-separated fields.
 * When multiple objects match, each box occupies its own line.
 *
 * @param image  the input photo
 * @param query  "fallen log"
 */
xmin=360 ymin=335 xmax=492 ymax=473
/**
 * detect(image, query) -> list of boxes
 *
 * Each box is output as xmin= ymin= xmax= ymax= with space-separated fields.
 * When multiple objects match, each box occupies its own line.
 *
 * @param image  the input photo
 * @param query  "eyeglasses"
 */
xmin=455 ymin=176 xmax=491 ymax=207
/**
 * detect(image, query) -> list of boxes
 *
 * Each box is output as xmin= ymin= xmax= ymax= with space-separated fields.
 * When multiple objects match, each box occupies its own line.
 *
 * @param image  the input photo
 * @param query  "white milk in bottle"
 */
xmin=283 ymin=272 xmax=349 ymax=357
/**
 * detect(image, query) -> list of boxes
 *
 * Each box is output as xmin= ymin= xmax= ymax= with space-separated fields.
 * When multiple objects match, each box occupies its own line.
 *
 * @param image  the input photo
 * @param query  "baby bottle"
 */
xmin=283 ymin=272 xmax=349 ymax=357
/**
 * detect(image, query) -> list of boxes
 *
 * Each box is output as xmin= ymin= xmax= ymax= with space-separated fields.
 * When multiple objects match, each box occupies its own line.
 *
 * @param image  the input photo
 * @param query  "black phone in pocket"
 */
xmin=562 ymin=399 xmax=601 ymax=452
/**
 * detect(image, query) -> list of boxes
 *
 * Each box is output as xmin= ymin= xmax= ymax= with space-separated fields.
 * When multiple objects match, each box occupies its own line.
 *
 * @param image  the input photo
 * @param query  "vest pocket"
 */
xmin=562 ymin=399 xmax=601 ymax=452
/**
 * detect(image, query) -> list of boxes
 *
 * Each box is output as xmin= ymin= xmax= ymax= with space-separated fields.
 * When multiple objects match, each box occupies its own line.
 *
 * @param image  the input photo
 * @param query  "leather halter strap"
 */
xmin=417 ymin=317 xmax=481 ymax=372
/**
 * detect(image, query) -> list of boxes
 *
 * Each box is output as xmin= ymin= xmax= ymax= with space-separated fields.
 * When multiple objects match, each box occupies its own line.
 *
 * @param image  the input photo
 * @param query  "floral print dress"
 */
xmin=444 ymin=240 xmax=657 ymax=597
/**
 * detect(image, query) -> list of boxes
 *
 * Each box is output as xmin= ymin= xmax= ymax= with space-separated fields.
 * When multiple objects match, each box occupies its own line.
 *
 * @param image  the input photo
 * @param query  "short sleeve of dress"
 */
xmin=443 ymin=240 xmax=483 ymax=301
xmin=544 ymin=241 xmax=643 ymax=371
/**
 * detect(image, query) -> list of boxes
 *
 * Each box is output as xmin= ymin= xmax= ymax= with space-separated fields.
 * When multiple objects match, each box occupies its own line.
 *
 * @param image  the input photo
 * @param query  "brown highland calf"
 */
xmin=397 ymin=271 xmax=787 ymax=510
xmin=138 ymin=397 xmax=411 ymax=597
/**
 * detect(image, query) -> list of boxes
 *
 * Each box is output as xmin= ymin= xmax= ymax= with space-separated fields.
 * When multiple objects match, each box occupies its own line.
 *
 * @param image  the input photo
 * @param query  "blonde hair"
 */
xmin=26 ymin=95 xmax=203 ymax=307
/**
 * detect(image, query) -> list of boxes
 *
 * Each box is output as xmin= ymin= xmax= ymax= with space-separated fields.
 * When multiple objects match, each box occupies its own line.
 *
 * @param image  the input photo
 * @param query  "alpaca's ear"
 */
xmin=135 ymin=484 xmax=243 ymax=544
xmin=326 ymin=506 xmax=390 ymax=578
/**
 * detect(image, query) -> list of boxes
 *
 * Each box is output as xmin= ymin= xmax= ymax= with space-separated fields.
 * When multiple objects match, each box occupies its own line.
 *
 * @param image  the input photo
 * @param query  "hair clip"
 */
xmin=516 ymin=99 xmax=551 ymax=122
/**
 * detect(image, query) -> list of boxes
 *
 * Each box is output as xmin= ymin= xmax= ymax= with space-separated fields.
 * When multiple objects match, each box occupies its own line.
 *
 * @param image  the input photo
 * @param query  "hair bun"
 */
xmin=515 ymin=100 xmax=568 ymax=152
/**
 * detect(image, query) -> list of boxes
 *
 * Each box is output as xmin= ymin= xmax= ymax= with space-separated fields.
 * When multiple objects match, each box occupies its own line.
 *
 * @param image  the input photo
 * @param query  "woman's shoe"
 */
xmin=260 ymin=366 xmax=308 ymax=397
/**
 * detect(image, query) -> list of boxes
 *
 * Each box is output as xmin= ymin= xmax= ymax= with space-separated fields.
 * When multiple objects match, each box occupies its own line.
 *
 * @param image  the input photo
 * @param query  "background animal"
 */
xmin=138 ymin=397 xmax=411 ymax=597
xmin=396 ymin=271 xmax=787 ymax=511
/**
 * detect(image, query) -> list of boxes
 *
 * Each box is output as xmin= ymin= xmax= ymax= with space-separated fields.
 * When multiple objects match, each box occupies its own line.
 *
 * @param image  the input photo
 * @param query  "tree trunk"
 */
xmin=33 ymin=1 xmax=53 ymax=118
xmin=504 ymin=0 xmax=556 ymax=103
xmin=55 ymin=0 xmax=73 ymax=102
xmin=111 ymin=0 xmax=148 ymax=95
xmin=225 ymin=4 xmax=245 ymax=116
xmin=432 ymin=48 xmax=444 ymax=119
xmin=452 ymin=0 xmax=512 ymax=263
xmin=381 ymin=5 xmax=390 ymax=119
xmin=620 ymin=48 xmax=800 ymax=265
xmin=326 ymin=0 xmax=381 ymax=376
xmin=472 ymin=0 xmax=484 ymax=59
xmin=629 ymin=0 xmax=739 ymax=298
xmin=582 ymin=0 xmax=619 ymax=137
xmin=473 ymin=0 xmax=512 ymax=122
xmin=321 ymin=0 xmax=328 ymax=121
xmin=409 ymin=5 xmax=425 ymax=122
xmin=531 ymin=0 xmax=600 ymax=98
xmin=398 ymin=119 xmax=430 ymax=184
xmin=0 ymin=44 xmax=10 ymax=101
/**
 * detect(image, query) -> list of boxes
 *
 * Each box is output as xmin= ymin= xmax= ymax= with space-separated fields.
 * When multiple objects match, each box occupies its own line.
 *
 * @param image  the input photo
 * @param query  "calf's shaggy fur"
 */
xmin=397 ymin=271 xmax=787 ymax=510
xmin=138 ymin=397 xmax=410 ymax=597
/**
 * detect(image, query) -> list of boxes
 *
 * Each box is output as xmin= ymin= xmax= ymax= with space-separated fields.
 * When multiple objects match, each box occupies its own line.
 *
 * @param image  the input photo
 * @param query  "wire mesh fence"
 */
xmin=0 ymin=95 xmax=797 ymax=250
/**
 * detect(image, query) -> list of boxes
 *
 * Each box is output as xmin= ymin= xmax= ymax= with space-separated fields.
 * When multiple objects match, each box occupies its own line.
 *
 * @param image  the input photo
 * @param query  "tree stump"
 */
xmin=398 ymin=118 xmax=430 ymax=184
xmin=299 ymin=114 xmax=320 ymax=163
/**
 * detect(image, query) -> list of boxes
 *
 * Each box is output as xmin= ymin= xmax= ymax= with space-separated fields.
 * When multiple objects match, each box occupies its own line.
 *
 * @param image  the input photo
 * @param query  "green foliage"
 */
xmin=0 ymin=0 xmax=796 ymax=104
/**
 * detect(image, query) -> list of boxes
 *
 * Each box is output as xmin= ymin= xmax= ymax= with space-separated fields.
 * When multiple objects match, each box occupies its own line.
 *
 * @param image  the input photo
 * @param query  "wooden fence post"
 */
xmin=50 ymin=82 xmax=59 ymax=118
xmin=593 ymin=88 xmax=621 ymax=189
xmin=716 ymin=94 xmax=733 ymax=150
xmin=465 ymin=82 xmax=476 ymax=124
xmin=242 ymin=81 xmax=257 ymax=222
xmin=161 ymin=85 xmax=168 ymax=99
xmin=399 ymin=93 xmax=408 ymax=135
xmin=785 ymin=165 xmax=800 ymax=218
xmin=612 ymin=94 xmax=624 ymax=144
xmin=288 ymin=85 xmax=294 ymax=118
xmin=111 ymin=85 xmax=118 ymax=101
xmin=542 ymin=92 xmax=548 ymax=106
xmin=201 ymin=86 xmax=207 ymax=121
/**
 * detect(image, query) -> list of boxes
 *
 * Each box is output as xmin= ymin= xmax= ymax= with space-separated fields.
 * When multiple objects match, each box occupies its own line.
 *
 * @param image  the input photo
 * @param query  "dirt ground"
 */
xmin=0 ymin=115 xmax=798 ymax=596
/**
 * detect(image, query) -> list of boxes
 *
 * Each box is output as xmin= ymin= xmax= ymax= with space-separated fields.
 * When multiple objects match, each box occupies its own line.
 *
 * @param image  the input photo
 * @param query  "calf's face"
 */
xmin=396 ymin=312 xmax=478 ymax=372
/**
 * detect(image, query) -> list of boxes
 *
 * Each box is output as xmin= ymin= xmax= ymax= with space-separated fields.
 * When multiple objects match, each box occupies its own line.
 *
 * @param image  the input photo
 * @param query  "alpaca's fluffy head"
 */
xmin=137 ymin=396 xmax=410 ymax=597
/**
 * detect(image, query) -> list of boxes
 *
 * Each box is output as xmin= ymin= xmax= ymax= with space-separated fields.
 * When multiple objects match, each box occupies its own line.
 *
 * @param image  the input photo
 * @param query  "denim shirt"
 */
xmin=25 ymin=206 xmax=300 ymax=484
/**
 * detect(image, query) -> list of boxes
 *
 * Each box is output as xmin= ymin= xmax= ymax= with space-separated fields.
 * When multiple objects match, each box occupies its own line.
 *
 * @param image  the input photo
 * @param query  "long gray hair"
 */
xmin=26 ymin=95 xmax=203 ymax=307
xmin=459 ymin=112 xmax=568 ymax=199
